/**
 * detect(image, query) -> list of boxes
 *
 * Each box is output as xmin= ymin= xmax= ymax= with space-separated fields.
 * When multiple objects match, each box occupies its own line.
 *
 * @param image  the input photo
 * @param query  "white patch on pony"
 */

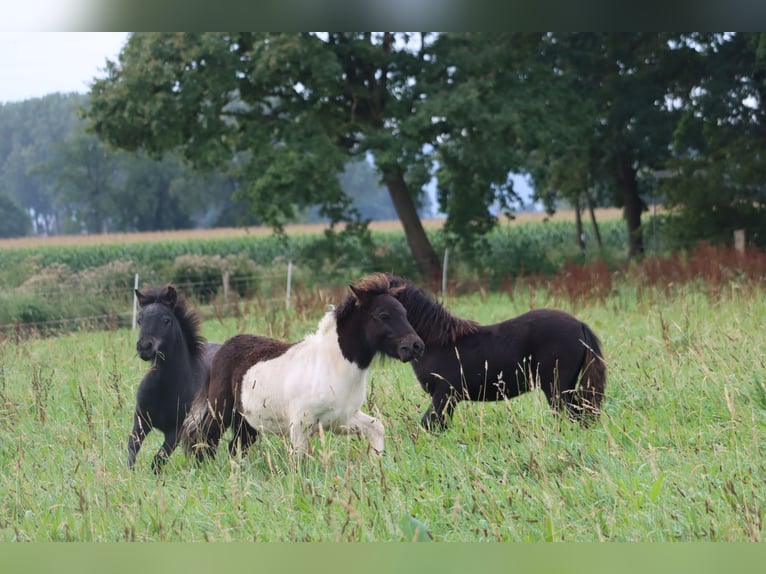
xmin=239 ymin=311 xmax=385 ymax=455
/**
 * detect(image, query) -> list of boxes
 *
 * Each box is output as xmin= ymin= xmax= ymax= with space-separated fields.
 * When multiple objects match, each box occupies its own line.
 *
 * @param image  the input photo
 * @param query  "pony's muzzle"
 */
xmin=398 ymin=335 xmax=424 ymax=363
xmin=136 ymin=338 xmax=158 ymax=361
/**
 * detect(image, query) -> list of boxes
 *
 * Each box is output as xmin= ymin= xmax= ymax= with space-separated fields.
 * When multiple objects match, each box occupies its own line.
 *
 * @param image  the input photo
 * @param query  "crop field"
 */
xmin=1 ymin=256 xmax=765 ymax=542
xmin=0 ymin=208 xmax=624 ymax=250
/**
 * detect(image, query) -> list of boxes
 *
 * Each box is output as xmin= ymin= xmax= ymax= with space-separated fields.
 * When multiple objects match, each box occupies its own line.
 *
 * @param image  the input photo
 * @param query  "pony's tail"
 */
xmin=181 ymin=389 xmax=215 ymax=458
xmin=574 ymin=323 xmax=607 ymax=422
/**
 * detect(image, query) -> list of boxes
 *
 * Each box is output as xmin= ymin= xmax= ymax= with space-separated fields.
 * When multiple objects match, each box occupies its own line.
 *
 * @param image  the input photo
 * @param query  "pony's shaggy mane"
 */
xmin=334 ymin=272 xmax=405 ymax=322
xmin=138 ymin=285 xmax=207 ymax=359
xmin=384 ymin=273 xmax=478 ymax=346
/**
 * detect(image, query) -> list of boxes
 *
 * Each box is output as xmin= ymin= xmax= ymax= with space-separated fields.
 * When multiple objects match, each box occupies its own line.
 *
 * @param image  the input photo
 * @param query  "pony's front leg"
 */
xmin=344 ymin=410 xmax=385 ymax=455
xmin=127 ymin=411 xmax=150 ymax=469
xmin=151 ymin=428 xmax=179 ymax=474
xmin=288 ymin=420 xmax=312 ymax=459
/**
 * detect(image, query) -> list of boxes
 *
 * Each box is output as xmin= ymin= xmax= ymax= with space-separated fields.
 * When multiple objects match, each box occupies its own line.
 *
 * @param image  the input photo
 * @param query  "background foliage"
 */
xmin=3 ymin=33 xmax=764 ymax=281
xmin=0 ymin=215 xmax=631 ymax=330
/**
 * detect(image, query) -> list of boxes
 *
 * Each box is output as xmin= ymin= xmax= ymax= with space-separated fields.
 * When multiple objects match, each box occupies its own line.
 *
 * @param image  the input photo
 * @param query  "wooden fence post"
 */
xmin=734 ymin=229 xmax=745 ymax=255
xmin=131 ymin=273 xmax=139 ymax=330
xmin=222 ymin=271 xmax=230 ymax=302
xmin=285 ymin=261 xmax=293 ymax=310
xmin=442 ymin=248 xmax=449 ymax=300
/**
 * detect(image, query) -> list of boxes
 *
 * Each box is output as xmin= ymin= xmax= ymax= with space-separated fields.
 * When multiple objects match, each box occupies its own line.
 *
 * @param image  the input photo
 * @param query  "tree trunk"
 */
xmin=574 ymin=194 xmax=586 ymax=253
xmin=617 ymin=158 xmax=644 ymax=258
xmin=381 ymin=166 xmax=441 ymax=284
xmin=585 ymin=191 xmax=603 ymax=248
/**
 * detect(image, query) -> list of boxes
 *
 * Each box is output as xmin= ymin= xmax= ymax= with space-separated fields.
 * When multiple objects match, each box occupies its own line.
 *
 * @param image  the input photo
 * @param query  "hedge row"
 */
xmin=0 ymin=217 xmax=632 ymax=331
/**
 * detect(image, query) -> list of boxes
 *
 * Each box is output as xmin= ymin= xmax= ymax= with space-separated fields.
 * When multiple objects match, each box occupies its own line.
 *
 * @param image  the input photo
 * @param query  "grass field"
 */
xmin=0 ymin=271 xmax=764 ymax=542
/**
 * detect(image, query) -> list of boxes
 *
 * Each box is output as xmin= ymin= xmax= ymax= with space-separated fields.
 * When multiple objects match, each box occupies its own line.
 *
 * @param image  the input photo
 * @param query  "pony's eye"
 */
xmin=379 ymin=312 xmax=390 ymax=321
xmin=163 ymin=317 xmax=171 ymax=325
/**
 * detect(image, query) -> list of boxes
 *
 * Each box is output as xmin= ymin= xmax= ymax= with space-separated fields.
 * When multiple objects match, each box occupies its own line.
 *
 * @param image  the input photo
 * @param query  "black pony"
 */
xmin=385 ymin=274 xmax=606 ymax=430
xmin=128 ymin=284 xmax=220 ymax=472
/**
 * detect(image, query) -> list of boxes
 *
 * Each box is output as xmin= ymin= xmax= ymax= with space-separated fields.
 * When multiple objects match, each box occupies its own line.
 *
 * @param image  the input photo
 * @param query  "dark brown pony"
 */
xmin=384 ymin=274 xmax=606 ymax=430
xmin=182 ymin=274 xmax=424 ymax=459
xmin=129 ymin=285 xmax=220 ymax=472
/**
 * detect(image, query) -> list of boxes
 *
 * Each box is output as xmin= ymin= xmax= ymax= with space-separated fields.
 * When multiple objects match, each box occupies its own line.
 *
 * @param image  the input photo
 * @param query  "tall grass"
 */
xmin=0 ymin=272 xmax=764 ymax=541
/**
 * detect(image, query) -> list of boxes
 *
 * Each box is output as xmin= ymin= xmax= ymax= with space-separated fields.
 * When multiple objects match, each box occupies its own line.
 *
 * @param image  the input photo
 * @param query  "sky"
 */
xmin=0 ymin=32 xmax=130 ymax=104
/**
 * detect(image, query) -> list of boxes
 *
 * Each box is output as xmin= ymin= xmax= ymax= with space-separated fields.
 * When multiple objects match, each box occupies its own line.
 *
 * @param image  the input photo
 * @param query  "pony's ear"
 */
xmin=135 ymin=289 xmax=149 ymax=308
xmin=161 ymin=285 xmax=178 ymax=309
xmin=349 ymin=283 xmax=367 ymax=306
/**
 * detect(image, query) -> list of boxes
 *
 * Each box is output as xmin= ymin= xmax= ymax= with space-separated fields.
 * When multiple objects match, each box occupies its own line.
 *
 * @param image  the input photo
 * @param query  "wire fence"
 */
xmin=0 ymin=253 xmax=452 ymax=334
xmin=0 ymin=222 xmax=758 ymax=336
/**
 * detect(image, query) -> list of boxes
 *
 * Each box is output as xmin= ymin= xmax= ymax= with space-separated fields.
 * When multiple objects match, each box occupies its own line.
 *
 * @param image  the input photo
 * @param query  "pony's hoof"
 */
xmin=420 ymin=415 xmax=448 ymax=433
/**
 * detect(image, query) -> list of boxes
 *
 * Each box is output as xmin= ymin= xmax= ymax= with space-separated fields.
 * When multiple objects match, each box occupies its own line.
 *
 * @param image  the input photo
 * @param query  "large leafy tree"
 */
xmin=415 ymin=33 xmax=699 ymax=259
xmin=662 ymin=33 xmax=766 ymax=247
xmin=515 ymin=33 xmax=697 ymax=258
xmin=419 ymin=33 xmax=536 ymax=243
xmin=87 ymin=33 xmax=536 ymax=281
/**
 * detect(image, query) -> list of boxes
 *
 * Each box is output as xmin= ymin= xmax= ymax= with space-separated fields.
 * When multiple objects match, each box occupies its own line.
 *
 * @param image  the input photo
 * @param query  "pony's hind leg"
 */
xmin=421 ymin=391 xmax=457 ymax=432
xmin=191 ymin=414 xmax=226 ymax=462
xmin=228 ymin=412 xmax=259 ymax=458
xmin=549 ymin=357 xmax=605 ymax=424
xmin=151 ymin=428 xmax=180 ymax=474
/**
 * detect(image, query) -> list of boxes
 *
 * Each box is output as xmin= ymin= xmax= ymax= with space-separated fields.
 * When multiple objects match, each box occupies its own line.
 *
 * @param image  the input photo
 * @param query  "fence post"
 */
xmin=442 ymin=248 xmax=449 ymax=299
xmin=734 ymin=229 xmax=745 ymax=255
xmin=131 ymin=273 xmax=139 ymax=330
xmin=222 ymin=271 xmax=230 ymax=302
xmin=285 ymin=261 xmax=293 ymax=310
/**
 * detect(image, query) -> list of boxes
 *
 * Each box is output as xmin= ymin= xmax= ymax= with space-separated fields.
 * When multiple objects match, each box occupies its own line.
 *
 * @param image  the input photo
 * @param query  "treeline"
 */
xmin=85 ymin=32 xmax=766 ymax=281
xmin=0 ymin=94 xmax=405 ymax=237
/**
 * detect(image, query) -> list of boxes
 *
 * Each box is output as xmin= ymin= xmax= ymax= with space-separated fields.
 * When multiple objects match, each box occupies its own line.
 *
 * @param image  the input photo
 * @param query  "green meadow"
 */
xmin=1 ymin=274 xmax=764 ymax=542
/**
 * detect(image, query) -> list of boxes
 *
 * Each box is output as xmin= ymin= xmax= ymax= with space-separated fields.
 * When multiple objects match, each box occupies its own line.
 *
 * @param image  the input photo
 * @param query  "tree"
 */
xmin=0 ymin=191 xmax=31 ymax=238
xmin=422 ymin=33 xmax=535 ymax=244
xmin=36 ymin=130 xmax=121 ymax=234
xmin=337 ymin=158 xmax=428 ymax=222
xmin=115 ymin=152 xmax=230 ymax=232
xmin=514 ymin=34 xmax=698 ymax=258
xmin=662 ymin=33 xmax=766 ymax=246
xmin=0 ymin=92 xmax=247 ymax=236
xmin=0 ymin=93 xmax=85 ymax=234
xmin=87 ymin=33 xmax=547 ymax=281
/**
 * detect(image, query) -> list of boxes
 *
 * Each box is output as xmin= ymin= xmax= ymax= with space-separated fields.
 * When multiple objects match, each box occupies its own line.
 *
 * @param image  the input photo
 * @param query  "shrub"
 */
xmin=12 ymin=297 xmax=59 ymax=324
xmin=19 ymin=263 xmax=74 ymax=296
xmin=221 ymin=253 xmax=260 ymax=297
xmin=169 ymin=254 xmax=226 ymax=301
xmin=74 ymin=259 xmax=137 ymax=296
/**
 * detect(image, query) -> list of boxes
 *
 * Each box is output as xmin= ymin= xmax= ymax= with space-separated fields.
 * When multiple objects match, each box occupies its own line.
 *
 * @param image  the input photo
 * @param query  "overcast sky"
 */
xmin=0 ymin=32 xmax=129 ymax=104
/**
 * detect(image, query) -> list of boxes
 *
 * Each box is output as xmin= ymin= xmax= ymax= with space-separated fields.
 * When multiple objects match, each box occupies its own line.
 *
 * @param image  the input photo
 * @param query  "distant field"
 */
xmin=0 ymin=208 xmax=624 ymax=249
